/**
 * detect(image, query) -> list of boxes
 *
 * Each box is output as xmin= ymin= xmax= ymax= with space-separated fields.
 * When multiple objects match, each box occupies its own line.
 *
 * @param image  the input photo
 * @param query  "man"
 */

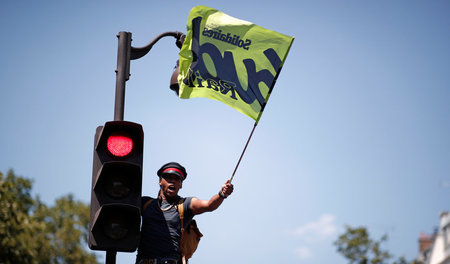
xmin=136 ymin=162 xmax=234 ymax=264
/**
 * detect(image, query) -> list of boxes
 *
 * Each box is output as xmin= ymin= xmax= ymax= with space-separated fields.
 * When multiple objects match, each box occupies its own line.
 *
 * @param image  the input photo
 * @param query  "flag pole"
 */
xmin=229 ymin=92 xmax=268 ymax=183
xmin=228 ymin=66 xmax=284 ymax=183
xmin=229 ymin=121 xmax=258 ymax=183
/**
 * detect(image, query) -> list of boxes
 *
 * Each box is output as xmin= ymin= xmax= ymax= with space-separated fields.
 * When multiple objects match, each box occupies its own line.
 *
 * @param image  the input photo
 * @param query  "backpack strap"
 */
xmin=177 ymin=198 xmax=186 ymax=263
xmin=177 ymin=198 xmax=186 ymax=232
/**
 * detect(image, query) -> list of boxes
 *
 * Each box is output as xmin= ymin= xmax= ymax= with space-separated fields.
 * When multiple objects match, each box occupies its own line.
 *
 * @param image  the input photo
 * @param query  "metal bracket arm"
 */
xmin=130 ymin=31 xmax=185 ymax=60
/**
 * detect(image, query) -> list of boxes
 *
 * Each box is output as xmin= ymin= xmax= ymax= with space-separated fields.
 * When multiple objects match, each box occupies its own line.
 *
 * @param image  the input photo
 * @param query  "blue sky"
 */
xmin=1 ymin=1 xmax=449 ymax=263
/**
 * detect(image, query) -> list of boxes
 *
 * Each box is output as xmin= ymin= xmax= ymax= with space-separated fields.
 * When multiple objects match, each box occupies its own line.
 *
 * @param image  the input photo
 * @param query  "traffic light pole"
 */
xmin=106 ymin=251 xmax=116 ymax=264
xmin=113 ymin=31 xmax=185 ymax=122
xmin=105 ymin=31 xmax=185 ymax=264
xmin=114 ymin=32 xmax=132 ymax=122
xmin=108 ymin=32 xmax=134 ymax=262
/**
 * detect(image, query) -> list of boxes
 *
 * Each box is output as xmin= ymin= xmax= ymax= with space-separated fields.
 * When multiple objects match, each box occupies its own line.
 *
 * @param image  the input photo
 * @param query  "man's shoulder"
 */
xmin=141 ymin=196 xmax=156 ymax=211
xmin=141 ymin=196 xmax=191 ymax=204
xmin=142 ymin=196 xmax=155 ymax=202
xmin=179 ymin=197 xmax=195 ymax=217
xmin=180 ymin=196 xmax=194 ymax=204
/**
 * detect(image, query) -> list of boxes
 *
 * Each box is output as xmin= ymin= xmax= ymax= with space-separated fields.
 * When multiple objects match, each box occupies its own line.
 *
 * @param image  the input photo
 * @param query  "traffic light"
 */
xmin=89 ymin=121 xmax=144 ymax=252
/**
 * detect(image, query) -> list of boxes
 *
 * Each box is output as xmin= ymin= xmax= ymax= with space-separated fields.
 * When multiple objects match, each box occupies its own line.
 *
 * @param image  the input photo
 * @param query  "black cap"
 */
xmin=157 ymin=162 xmax=187 ymax=181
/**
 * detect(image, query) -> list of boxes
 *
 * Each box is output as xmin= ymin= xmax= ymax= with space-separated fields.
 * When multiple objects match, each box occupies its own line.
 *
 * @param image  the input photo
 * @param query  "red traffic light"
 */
xmin=90 ymin=121 xmax=143 ymax=252
xmin=107 ymin=135 xmax=133 ymax=157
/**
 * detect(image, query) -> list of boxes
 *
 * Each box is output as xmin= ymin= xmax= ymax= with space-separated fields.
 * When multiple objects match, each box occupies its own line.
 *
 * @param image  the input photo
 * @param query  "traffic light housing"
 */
xmin=89 ymin=121 xmax=144 ymax=252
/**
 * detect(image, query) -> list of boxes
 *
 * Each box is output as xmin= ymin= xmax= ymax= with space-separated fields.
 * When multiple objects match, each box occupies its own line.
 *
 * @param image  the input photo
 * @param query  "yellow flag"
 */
xmin=178 ymin=6 xmax=294 ymax=121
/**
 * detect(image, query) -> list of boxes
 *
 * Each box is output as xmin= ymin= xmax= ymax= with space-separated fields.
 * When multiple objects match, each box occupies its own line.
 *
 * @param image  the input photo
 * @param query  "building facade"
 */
xmin=417 ymin=212 xmax=450 ymax=264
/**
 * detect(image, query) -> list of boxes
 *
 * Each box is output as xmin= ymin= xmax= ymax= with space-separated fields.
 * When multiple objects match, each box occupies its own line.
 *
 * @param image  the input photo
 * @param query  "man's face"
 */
xmin=159 ymin=173 xmax=182 ymax=198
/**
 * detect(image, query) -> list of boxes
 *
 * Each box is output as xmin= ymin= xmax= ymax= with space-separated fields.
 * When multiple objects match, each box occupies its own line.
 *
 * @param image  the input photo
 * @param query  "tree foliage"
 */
xmin=334 ymin=226 xmax=417 ymax=264
xmin=0 ymin=170 xmax=99 ymax=264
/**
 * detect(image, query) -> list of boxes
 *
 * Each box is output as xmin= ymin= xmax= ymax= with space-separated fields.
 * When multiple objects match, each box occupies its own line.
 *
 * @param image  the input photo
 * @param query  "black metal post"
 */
xmin=99 ymin=31 xmax=185 ymax=264
xmin=114 ymin=31 xmax=132 ymax=121
xmin=105 ymin=30 xmax=185 ymax=263
xmin=105 ymin=250 xmax=117 ymax=264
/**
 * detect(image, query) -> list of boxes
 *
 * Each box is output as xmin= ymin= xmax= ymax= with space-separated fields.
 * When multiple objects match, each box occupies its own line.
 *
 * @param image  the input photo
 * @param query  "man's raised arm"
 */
xmin=190 ymin=179 xmax=234 ymax=215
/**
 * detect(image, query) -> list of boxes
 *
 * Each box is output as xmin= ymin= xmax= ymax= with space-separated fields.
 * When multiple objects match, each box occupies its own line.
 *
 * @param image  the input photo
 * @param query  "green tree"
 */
xmin=0 ymin=169 xmax=99 ymax=264
xmin=334 ymin=226 xmax=417 ymax=264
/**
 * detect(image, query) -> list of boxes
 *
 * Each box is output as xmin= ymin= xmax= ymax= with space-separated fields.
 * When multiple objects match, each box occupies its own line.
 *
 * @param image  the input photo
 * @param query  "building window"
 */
xmin=444 ymin=224 xmax=450 ymax=249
